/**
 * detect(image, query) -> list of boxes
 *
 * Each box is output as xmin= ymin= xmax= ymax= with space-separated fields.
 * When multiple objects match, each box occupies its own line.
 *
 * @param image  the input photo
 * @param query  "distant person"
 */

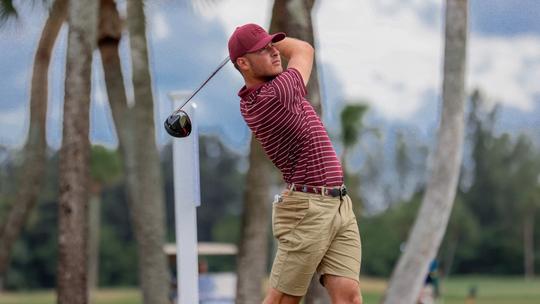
xmin=198 ymin=259 xmax=217 ymax=303
xmin=229 ymin=23 xmax=363 ymax=303
xmin=418 ymin=260 xmax=439 ymax=304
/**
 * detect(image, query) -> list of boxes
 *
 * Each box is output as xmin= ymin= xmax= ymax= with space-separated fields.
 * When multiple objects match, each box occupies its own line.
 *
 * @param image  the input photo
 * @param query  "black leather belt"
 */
xmin=288 ymin=184 xmax=347 ymax=198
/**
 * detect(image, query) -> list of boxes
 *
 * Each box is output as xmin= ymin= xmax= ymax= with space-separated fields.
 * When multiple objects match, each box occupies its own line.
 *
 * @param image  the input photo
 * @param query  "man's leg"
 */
xmin=317 ymin=195 xmax=362 ymax=304
xmin=323 ymin=274 xmax=362 ymax=304
xmin=263 ymin=287 xmax=302 ymax=304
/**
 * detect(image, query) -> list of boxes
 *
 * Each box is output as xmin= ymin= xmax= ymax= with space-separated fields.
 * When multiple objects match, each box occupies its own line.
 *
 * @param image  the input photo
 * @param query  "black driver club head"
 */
xmin=164 ymin=110 xmax=192 ymax=138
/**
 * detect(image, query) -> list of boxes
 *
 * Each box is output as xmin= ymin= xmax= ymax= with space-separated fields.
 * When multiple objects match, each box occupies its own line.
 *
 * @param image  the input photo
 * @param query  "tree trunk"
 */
xmin=270 ymin=0 xmax=329 ymax=302
xmin=96 ymin=0 xmax=141 ymax=299
xmin=383 ymin=1 xmax=468 ymax=303
xmin=235 ymin=139 xmax=273 ymax=304
xmin=87 ymin=193 xmax=101 ymax=302
xmin=57 ymin=0 xmax=99 ymax=302
xmin=96 ymin=0 xmax=137 ymax=217
xmin=270 ymin=0 xmax=321 ymax=114
xmin=524 ymin=212 xmax=535 ymax=279
xmin=0 ymin=0 xmax=67 ymax=290
xmin=125 ymin=1 xmax=169 ymax=303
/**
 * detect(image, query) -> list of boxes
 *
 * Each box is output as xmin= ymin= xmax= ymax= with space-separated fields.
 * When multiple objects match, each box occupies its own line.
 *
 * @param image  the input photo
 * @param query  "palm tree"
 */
xmin=382 ymin=0 xmax=468 ymax=303
xmin=269 ymin=0 xmax=321 ymax=112
xmin=88 ymin=145 xmax=123 ymax=300
xmin=266 ymin=1 xmax=329 ymax=302
xmin=92 ymin=2 xmax=133 ymax=301
xmin=125 ymin=1 xmax=169 ymax=303
xmin=0 ymin=0 xmax=68 ymax=290
xmin=235 ymin=139 xmax=274 ymax=304
xmin=340 ymin=104 xmax=369 ymax=217
xmin=235 ymin=0 xmax=324 ymax=301
xmin=57 ymin=0 xmax=99 ymax=302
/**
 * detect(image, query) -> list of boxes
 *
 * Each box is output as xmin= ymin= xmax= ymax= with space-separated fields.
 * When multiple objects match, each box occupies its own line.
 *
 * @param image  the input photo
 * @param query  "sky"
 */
xmin=0 ymin=0 xmax=539 ymax=154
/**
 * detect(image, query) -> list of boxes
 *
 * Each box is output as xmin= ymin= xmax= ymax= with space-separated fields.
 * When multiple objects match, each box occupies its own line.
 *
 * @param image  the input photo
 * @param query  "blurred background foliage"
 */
xmin=0 ymin=90 xmax=539 ymax=290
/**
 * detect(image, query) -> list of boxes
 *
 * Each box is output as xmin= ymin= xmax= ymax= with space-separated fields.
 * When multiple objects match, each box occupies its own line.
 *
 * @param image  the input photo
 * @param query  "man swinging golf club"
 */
xmin=229 ymin=23 xmax=363 ymax=304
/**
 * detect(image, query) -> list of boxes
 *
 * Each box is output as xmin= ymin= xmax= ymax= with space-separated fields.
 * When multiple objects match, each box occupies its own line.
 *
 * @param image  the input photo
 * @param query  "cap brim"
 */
xmin=247 ymin=32 xmax=286 ymax=53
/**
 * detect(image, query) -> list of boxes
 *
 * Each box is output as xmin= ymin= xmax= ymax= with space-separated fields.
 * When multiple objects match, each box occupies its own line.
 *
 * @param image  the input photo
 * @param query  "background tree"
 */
xmin=504 ymin=135 xmax=540 ymax=279
xmin=340 ymin=104 xmax=369 ymax=216
xmin=88 ymin=145 xmax=122 ymax=299
xmin=57 ymin=0 xmax=99 ymax=302
xmin=235 ymin=0 xmax=325 ymax=302
xmin=125 ymin=0 xmax=169 ymax=302
xmin=268 ymin=1 xmax=329 ymax=301
xmin=235 ymin=138 xmax=274 ymax=304
xmin=0 ymin=0 xmax=67 ymax=290
xmin=383 ymin=0 xmax=468 ymax=302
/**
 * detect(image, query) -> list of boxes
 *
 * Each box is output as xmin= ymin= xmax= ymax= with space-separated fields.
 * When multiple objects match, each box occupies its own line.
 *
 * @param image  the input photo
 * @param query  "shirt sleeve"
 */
xmin=267 ymin=68 xmax=308 ymax=113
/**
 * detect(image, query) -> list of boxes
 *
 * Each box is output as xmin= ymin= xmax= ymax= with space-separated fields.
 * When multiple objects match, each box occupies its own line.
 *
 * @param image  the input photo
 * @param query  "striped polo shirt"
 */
xmin=239 ymin=68 xmax=343 ymax=187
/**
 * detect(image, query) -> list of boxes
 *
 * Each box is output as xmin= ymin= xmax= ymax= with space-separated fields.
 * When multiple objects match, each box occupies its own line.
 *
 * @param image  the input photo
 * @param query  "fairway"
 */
xmin=1 ymin=276 xmax=539 ymax=304
xmin=361 ymin=276 xmax=540 ymax=304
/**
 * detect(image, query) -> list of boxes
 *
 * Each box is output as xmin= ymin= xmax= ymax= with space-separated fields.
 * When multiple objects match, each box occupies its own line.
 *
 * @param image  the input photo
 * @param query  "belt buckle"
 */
xmin=328 ymin=188 xmax=340 ymax=197
xmin=302 ymin=185 xmax=308 ymax=193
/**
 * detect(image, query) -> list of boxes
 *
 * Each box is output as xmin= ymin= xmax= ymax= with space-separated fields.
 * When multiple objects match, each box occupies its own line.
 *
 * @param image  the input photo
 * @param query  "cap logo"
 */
xmin=250 ymin=27 xmax=265 ymax=37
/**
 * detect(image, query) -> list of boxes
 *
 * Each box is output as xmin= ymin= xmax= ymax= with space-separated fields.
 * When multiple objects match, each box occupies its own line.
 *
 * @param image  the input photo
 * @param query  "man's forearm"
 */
xmin=274 ymin=37 xmax=314 ymax=61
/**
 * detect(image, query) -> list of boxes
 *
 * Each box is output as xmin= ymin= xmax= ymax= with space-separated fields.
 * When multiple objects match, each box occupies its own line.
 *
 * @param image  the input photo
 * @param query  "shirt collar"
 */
xmin=238 ymin=82 xmax=266 ymax=99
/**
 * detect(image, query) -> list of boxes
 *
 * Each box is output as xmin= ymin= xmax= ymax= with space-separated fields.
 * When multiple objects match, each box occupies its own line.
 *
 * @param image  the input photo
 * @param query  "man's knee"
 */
xmin=263 ymin=287 xmax=302 ymax=304
xmin=323 ymin=275 xmax=362 ymax=304
xmin=339 ymin=290 xmax=362 ymax=304
xmin=352 ymin=293 xmax=363 ymax=304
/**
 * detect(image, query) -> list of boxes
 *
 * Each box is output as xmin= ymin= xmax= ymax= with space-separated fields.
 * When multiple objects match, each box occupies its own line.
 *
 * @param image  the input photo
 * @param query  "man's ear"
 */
xmin=236 ymin=57 xmax=249 ymax=72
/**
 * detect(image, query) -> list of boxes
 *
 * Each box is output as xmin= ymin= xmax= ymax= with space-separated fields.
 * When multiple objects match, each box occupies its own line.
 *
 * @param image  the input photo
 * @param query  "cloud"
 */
xmin=1 ymin=0 xmax=539 ymax=150
xmin=314 ymin=0 xmax=540 ymax=121
xmin=198 ymin=0 xmax=273 ymax=34
xmin=150 ymin=10 xmax=170 ymax=41
xmin=315 ymin=0 xmax=444 ymax=120
xmin=0 ymin=107 xmax=27 ymax=147
xmin=469 ymin=34 xmax=540 ymax=111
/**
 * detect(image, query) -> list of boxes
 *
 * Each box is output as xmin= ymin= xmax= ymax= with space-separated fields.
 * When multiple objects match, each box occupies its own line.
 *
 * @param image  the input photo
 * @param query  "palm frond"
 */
xmin=0 ymin=0 xmax=19 ymax=27
xmin=0 ymin=0 xmax=51 ymax=28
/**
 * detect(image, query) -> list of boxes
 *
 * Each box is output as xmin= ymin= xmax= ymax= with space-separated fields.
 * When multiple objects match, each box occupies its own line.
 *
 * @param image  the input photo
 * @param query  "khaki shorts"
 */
xmin=269 ymin=189 xmax=362 ymax=296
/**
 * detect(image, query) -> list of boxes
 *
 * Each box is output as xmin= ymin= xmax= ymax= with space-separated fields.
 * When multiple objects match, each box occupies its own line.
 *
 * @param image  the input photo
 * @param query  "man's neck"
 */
xmin=244 ymin=77 xmax=265 ymax=89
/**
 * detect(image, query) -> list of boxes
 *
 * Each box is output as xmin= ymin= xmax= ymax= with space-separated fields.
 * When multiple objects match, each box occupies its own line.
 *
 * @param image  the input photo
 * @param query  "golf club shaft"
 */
xmin=172 ymin=56 xmax=230 ymax=115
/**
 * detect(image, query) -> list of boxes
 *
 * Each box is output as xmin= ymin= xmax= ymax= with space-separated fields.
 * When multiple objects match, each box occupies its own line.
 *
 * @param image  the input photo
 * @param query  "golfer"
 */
xmin=229 ymin=23 xmax=363 ymax=304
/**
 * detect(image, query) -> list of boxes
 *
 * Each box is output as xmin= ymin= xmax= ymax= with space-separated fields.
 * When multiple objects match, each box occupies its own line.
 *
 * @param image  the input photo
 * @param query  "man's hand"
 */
xmin=274 ymin=37 xmax=314 ymax=86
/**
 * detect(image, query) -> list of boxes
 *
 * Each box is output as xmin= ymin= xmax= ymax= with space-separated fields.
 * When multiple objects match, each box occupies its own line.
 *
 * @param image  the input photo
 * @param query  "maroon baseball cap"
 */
xmin=228 ymin=23 xmax=286 ymax=63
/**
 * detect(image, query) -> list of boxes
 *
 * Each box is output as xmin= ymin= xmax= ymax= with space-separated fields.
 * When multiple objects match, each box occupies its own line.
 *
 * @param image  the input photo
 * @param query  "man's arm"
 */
xmin=274 ymin=37 xmax=314 ymax=86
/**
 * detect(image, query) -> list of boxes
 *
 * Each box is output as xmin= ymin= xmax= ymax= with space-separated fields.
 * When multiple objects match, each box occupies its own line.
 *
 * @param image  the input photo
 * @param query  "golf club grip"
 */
xmin=172 ymin=57 xmax=230 ymax=115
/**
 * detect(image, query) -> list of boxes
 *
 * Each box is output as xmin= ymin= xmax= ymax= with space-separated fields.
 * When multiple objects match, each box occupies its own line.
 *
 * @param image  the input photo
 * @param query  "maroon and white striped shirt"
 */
xmin=239 ymin=68 xmax=343 ymax=187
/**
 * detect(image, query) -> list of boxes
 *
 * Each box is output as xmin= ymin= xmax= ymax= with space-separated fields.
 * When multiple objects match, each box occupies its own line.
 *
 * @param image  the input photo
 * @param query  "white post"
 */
xmin=169 ymin=91 xmax=201 ymax=304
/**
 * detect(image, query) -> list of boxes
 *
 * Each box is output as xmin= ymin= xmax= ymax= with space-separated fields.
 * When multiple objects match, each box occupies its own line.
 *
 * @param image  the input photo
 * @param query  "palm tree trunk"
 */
xmin=96 ymin=0 xmax=136 ymax=214
xmin=57 ymin=0 xmax=99 ymax=302
xmin=87 ymin=2 xmax=128 ymax=300
xmin=96 ymin=1 xmax=142 ymax=299
xmin=235 ymin=139 xmax=273 ymax=304
xmin=125 ymin=1 xmax=169 ymax=303
xmin=87 ymin=192 xmax=101 ymax=302
xmin=235 ymin=1 xmax=324 ymax=302
xmin=270 ymin=0 xmax=321 ymax=114
xmin=524 ymin=212 xmax=535 ymax=279
xmin=383 ymin=1 xmax=468 ymax=303
xmin=270 ymin=0 xmax=329 ymax=302
xmin=0 ymin=0 xmax=67 ymax=290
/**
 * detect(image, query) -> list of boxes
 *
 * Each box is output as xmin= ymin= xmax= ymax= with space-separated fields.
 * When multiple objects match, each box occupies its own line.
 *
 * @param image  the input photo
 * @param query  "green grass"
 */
xmin=0 ymin=288 xmax=142 ymax=304
xmin=440 ymin=276 xmax=540 ymax=304
xmin=1 ymin=276 xmax=539 ymax=304
xmin=359 ymin=276 xmax=540 ymax=304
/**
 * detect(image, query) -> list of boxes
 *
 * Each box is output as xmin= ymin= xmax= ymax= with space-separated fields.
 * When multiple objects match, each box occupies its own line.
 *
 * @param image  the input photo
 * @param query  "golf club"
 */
xmin=164 ymin=56 xmax=231 ymax=137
